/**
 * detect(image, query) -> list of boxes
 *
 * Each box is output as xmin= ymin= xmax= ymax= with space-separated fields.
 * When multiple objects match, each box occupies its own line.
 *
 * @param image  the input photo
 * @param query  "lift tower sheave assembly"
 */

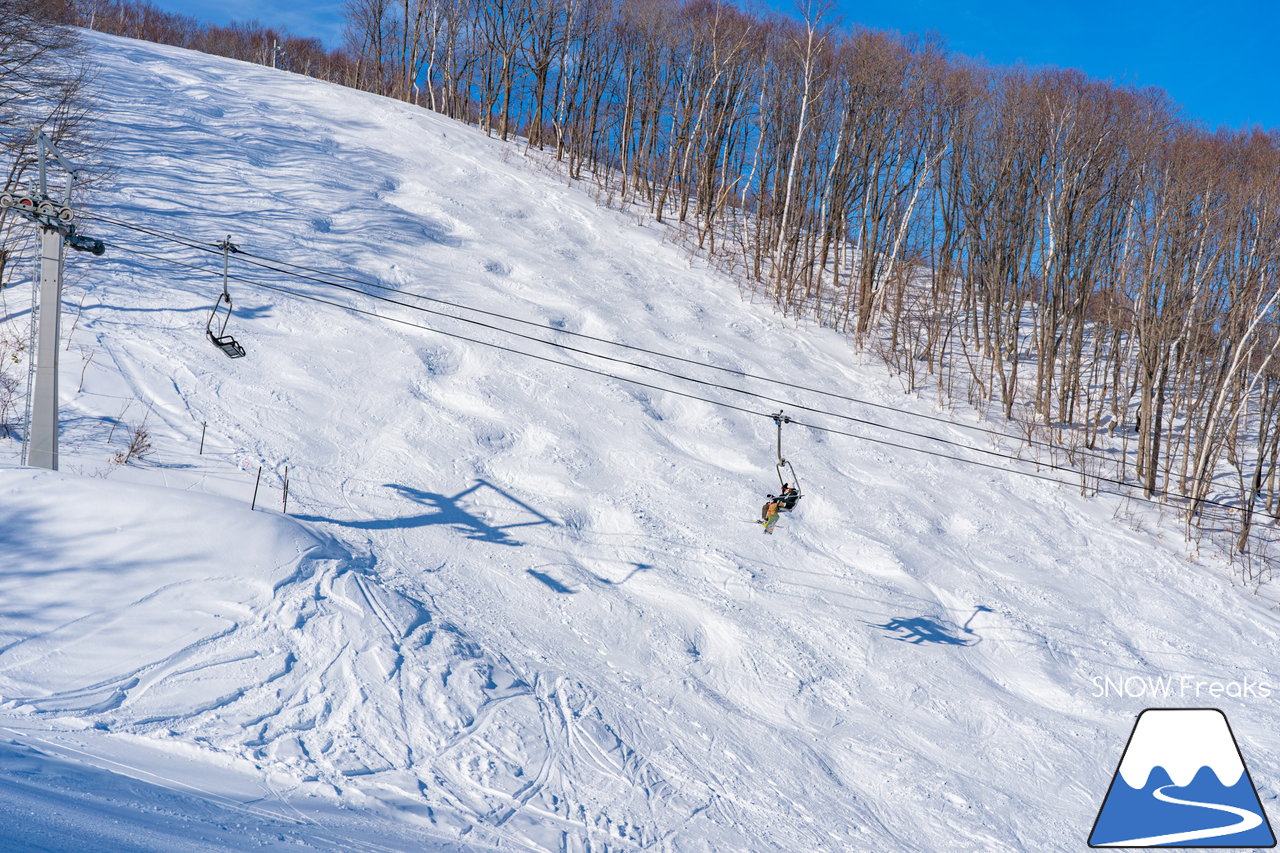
xmin=0 ymin=131 xmax=105 ymax=471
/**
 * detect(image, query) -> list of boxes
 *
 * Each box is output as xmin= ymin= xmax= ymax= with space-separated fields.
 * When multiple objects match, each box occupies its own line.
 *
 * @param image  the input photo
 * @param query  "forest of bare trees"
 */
xmin=12 ymin=0 xmax=1280 ymax=562
xmin=70 ymin=0 xmax=358 ymax=83
xmin=0 ymin=0 xmax=97 ymax=435
xmin=0 ymin=0 xmax=96 ymax=288
xmin=336 ymin=0 xmax=1280 ymax=560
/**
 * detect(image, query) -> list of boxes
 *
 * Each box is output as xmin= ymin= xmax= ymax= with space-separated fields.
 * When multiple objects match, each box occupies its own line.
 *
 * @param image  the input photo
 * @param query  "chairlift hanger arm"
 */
xmin=217 ymin=236 xmax=239 ymax=299
xmin=772 ymin=410 xmax=791 ymax=465
xmin=770 ymin=411 xmax=801 ymax=496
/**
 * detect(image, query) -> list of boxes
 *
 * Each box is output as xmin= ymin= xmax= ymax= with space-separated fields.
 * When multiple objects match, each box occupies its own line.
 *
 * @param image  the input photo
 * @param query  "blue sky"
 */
xmin=155 ymin=0 xmax=1278 ymax=131
xmin=156 ymin=0 xmax=346 ymax=48
xmin=818 ymin=0 xmax=1280 ymax=131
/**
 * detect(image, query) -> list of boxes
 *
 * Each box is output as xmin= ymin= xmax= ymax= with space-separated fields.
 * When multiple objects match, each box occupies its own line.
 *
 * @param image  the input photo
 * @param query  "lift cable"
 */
xmin=86 ymin=213 xmax=1139 ymax=482
xmin=104 ymin=239 xmax=1254 ymax=523
xmin=82 ymin=209 xmax=1130 ymax=468
xmin=104 ymin=236 xmax=1151 ymax=495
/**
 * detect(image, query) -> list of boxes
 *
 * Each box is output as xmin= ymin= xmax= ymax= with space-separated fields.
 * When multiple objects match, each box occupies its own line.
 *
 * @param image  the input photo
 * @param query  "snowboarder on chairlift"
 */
xmin=760 ymin=496 xmax=783 ymax=534
xmin=777 ymin=483 xmax=799 ymax=511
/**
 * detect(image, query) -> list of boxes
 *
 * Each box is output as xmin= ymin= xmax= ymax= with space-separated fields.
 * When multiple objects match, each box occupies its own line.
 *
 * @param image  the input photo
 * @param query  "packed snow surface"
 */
xmin=2 ymin=29 xmax=1280 ymax=852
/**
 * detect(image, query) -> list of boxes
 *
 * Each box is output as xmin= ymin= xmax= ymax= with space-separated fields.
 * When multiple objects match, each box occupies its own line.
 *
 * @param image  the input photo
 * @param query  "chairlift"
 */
xmin=206 ymin=237 xmax=246 ymax=359
xmin=770 ymin=411 xmax=802 ymax=510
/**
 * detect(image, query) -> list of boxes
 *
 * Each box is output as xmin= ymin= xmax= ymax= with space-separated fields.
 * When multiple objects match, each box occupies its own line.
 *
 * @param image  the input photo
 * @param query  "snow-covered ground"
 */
xmin=2 ymin=29 xmax=1279 ymax=852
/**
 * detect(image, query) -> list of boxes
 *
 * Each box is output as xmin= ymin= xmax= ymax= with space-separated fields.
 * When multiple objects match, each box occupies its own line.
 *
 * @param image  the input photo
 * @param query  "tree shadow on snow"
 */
xmin=296 ymin=479 xmax=556 ymax=547
xmin=872 ymin=606 xmax=992 ymax=646
xmin=0 ymin=500 xmax=201 ymax=645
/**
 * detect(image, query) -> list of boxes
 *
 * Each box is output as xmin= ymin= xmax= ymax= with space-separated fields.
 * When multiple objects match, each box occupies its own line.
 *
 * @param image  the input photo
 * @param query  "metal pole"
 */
xmin=251 ymin=465 xmax=262 ymax=510
xmin=199 ymin=420 xmax=207 ymax=455
xmin=27 ymin=225 xmax=65 ymax=470
xmin=36 ymin=134 xmax=48 ymax=198
xmin=282 ymin=465 xmax=289 ymax=514
xmin=6 ymin=132 xmax=101 ymax=470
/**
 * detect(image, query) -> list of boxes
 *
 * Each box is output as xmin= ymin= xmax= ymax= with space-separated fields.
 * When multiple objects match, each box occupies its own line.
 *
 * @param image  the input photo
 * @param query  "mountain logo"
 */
xmin=1089 ymin=708 xmax=1276 ymax=848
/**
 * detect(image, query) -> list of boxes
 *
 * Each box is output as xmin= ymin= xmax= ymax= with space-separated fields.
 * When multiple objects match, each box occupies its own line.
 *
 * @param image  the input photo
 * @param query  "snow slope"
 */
xmin=3 ymin=29 xmax=1280 ymax=851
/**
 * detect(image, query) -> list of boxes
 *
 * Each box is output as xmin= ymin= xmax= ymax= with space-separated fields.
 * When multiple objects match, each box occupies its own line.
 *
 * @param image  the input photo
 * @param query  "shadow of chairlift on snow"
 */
xmin=526 ymin=568 xmax=576 ymax=594
xmin=873 ymin=605 xmax=992 ymax=646
xmin=296 ymin=479 xmax=556 ymax=547
xmin=524 ymin=559 xmax=655 ymax=595
xmin=595 ymin=562 xmax=654 ymax=585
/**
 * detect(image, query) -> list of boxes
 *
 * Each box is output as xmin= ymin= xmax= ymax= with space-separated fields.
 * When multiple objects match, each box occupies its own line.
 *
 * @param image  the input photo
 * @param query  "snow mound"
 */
xmin=0 ymin=467 xmax=702 ymax=849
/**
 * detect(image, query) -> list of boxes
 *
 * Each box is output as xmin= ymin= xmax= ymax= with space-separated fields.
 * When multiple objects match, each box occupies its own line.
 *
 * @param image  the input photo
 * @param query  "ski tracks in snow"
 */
xmin=91 ymin=540 xmax=681 ymax=852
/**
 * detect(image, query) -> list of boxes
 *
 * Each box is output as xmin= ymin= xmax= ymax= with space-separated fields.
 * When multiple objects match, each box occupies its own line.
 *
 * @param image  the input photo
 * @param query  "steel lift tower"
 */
xmin=0 ymin=131 xmax=104 ymax=470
